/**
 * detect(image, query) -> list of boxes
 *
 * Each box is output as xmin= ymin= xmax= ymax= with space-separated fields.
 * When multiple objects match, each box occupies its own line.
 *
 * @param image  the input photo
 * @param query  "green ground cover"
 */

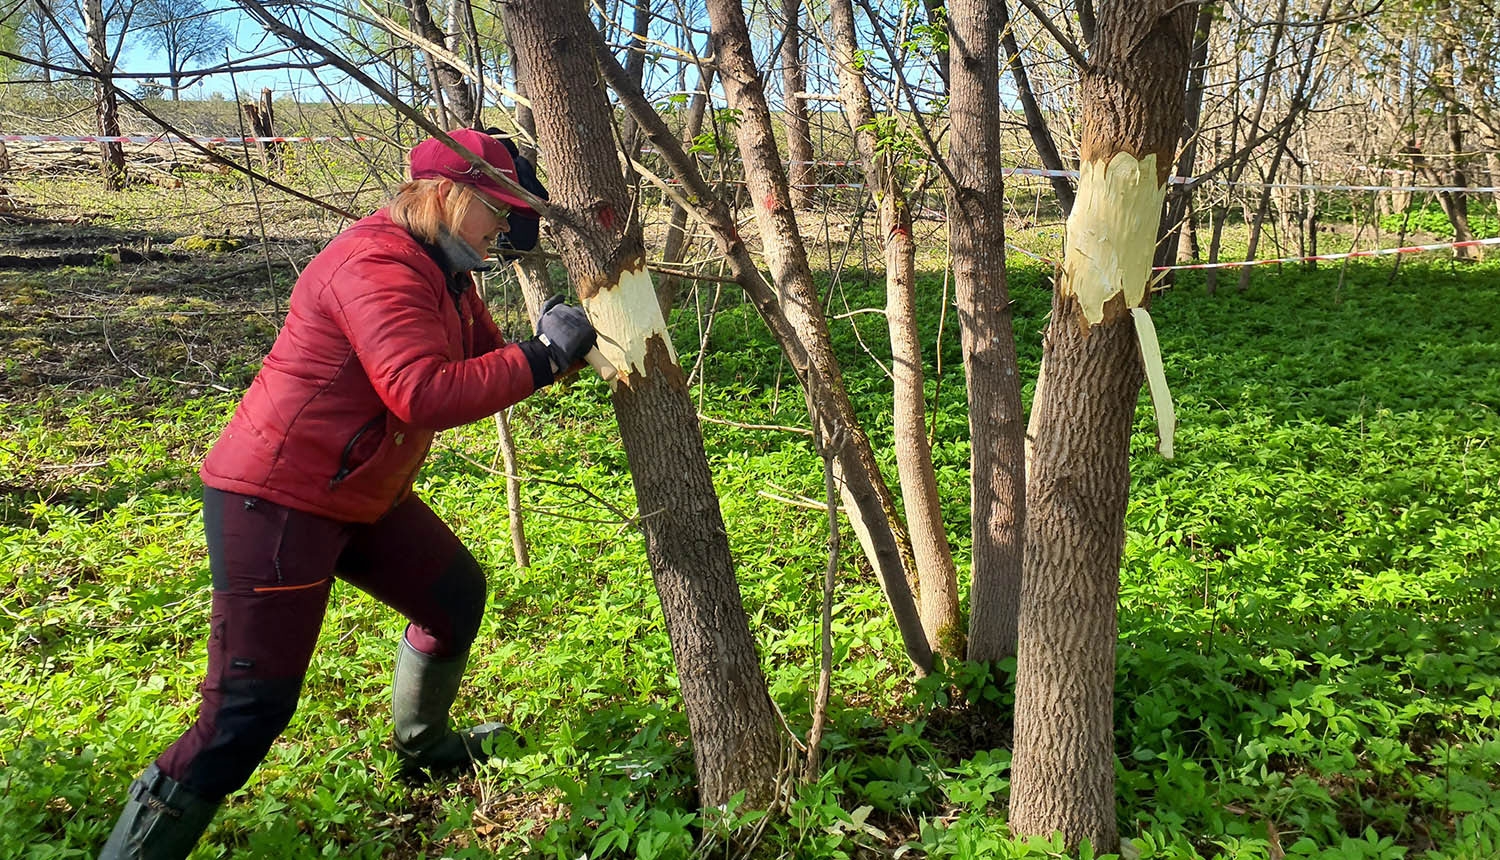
xmin=1 ymin=253 xmax=1497 ymax=859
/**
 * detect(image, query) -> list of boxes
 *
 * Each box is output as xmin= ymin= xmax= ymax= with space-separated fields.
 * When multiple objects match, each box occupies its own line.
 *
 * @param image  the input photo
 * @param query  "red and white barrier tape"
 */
xmin=0 ymin=131 xmax=372 ymax=143
xmin=9 ymin=135 xmax=1497 ymax=194
xmin=1158 ymin=235 xmax=1500 ymax=271
xmin=1004 ymin=235 xmax=1500 ymax=272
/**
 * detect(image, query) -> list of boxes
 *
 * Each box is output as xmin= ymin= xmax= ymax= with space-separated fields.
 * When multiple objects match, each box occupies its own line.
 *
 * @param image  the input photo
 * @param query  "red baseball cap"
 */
xmin=409 ymin=128 xmax=536 ymax=216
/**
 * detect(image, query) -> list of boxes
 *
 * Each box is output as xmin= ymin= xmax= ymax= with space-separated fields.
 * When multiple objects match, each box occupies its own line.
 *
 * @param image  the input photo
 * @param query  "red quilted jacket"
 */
xmin=201 ymin=209 xmax=538 ymax=523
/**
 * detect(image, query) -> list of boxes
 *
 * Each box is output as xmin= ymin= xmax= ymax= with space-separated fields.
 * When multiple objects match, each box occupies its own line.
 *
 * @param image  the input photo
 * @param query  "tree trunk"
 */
xmin=658 ymin=64 xmax=716 ymax=318
xmin=82 ymin=0 xmax=124 ymax=190
xmin=1009 ymin=2 xmax=1194 ymax=851
xmin=617 ymin=0 xmax=653 ymax=180
xmin=1237 ymin=0 xmax=1332 ymax=291
xmin=702 ymin=0 xmax=933 ymax=671
xmin=779 ymin=0 xmax=816 ymax=210
xmin=242 ymin=88 xmax=284 ymax=171
xmin=826 ymin=0 xmax=961 ymax=659
xmin=501 ymin=0 xmax=783 ymax=809
xmin=508 ymin=47 xmax=556 ymax=309
xmin=1000 ymin=0 xmax=1074 ymax=214
xmin=590 ymin=23 xmax=933 ymax=673
xmin=947 ymin=0 xmax=1025 ymax=662
xmin=1432 ymin=8 xmax=1480 ymax=261
xmin=1156 ymin=2 xmax=1214 ymax=273
xmin=406 ymin=0 xmax=475 ymax=126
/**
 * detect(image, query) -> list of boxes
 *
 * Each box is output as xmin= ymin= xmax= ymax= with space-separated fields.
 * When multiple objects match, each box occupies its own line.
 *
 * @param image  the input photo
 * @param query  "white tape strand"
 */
xmin=1159 ymin=236 xmax=1500 ymax=271
xmin=0 ymin=134 xmax=374 ymax=144
xmin=1001 ymin=235 xmax=1500 ymax=274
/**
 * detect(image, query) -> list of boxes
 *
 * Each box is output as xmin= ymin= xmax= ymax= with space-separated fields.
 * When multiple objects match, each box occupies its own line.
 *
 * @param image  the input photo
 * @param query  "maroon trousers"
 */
xmin=155 ymin=488 xmax=487 ymax=802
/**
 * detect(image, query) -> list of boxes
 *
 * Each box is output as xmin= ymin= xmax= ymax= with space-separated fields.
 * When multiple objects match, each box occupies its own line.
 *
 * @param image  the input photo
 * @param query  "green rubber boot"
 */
xmin=98 ymin=764 xmax=219 ymax=860
xmin=392 ymin=638 xmax=512 ymax=778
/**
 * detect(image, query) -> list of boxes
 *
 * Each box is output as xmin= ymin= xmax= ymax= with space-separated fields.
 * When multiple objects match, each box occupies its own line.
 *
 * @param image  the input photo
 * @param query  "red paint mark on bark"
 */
xmin=762 ymin=193 xmax=779 ymax=212
xmin=597 ymin=205 xmax=615 ymax=230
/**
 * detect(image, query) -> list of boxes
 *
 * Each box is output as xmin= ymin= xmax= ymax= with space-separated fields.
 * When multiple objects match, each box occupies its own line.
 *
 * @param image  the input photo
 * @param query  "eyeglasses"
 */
xmin=477 ymin=196 xmax=511 ymax=221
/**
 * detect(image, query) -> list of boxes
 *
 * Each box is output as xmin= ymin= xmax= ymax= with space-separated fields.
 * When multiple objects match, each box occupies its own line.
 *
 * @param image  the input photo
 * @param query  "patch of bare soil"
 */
xmin=0 ymin=212 xmax=318 ymax=398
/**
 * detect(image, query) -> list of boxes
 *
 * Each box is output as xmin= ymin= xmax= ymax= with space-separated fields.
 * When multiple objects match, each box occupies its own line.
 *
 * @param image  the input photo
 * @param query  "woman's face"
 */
xmin=455 ymin=192 xmax=510 ymax=255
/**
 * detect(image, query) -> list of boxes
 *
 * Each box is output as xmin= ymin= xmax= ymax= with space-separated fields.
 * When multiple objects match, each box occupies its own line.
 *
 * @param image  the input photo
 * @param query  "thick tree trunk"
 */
xmin=827 ymin=0 xmax=961 ymax=659
xmin=1009 ymin=2 xmax=1194 ymax=851
xmin=702 ymin=0 xmax=933 ymax=671
xmin=82 ymin=0 xmax=124 ymax=190
xmin=779 ymin=0 xmax=816 ymax=209
xmin=590 ymin=24 xmax=932 ymax=673
xmin=501 ymin=0 xmax=783 ymax=808
xmin=947 ymin=0 xmax=1025 ymax=662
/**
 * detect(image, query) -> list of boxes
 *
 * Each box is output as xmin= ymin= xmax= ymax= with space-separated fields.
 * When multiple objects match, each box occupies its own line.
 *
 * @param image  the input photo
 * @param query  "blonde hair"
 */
xmin=387 ymin=178 xmax=484 ymax=244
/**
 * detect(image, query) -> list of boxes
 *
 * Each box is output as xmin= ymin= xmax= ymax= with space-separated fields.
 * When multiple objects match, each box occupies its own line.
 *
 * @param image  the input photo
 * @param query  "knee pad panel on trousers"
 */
xmin=183 ymin=675 xmax=303 ymax=801
xmin=433 ymin=548 xmax=487 ymax=651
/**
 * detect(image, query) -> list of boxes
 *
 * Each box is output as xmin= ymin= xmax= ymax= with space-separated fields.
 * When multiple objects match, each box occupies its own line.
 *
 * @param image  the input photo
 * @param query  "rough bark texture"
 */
xmin=826 ymin=0 xmax=960 ymax=658
xmin=82 ymin=0 xmax=124 ymax=190
xmin=947 ymin=0 xmax=1024 ymax=662
xmin=779 ymin=0 xmax=816 ymax=210
xmin=1009 ymin=1 xmax=1194 ymax=851
xmin=242 ymin=88 xmax=284 ymax=171
xmin=501 ymin=0 xmax=782 ymax=808
xmin=703 ymin=0 xmax=933 ymax=671
xmin=406 ymin=0 xmax=474 ymax=126
xmin=591 ymin=25 xmax=932 ymax=673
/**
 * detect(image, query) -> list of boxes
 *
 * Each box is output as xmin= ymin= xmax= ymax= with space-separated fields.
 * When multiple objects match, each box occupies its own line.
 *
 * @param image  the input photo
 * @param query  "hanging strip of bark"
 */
xmin=1009 ymin=1 xmax=1194 ymax=851
xmin=500 ymin=0 xmax=785 ymax=808
xmin=824 ymin=0 xmax=961 ymax=658
xmin=590 ymin=23 xmax=934 ymax=674
xmin=947 ymin=0 xmax=1025 ymax=663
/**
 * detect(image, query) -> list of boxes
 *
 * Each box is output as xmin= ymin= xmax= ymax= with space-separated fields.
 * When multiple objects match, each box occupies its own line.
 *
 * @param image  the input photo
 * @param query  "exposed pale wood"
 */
xmin=1009 ymin=2 xmax=1195 ymax=851
xmin=502 ymin=0 xmax=784 ymax=808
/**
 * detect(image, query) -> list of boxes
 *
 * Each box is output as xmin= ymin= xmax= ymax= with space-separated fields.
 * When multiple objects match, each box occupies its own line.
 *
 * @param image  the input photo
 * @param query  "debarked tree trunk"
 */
xmin=1009 ymin=1 xmax=1195 ymax=852
xmin=500 ymin=0 xmax=784 ymax=809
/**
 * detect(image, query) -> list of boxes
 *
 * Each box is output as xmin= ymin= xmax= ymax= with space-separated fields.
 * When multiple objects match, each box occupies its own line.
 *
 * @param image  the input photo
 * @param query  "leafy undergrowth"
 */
xmin=2 ymin=251 xmax=1498 ymax=860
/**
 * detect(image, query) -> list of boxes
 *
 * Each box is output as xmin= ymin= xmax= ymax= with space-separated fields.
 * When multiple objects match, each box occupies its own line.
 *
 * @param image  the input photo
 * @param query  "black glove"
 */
xmin=529 ymin=294 xmax=597 ymax=378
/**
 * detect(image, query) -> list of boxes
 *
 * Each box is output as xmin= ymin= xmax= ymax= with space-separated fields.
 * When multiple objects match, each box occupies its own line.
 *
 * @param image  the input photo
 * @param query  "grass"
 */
xmin=1 ymin=193 xmax=1498 ymax=860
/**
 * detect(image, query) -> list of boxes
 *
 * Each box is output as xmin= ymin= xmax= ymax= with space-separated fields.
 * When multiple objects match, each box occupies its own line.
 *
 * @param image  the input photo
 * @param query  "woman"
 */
xmin=100 ymin=129 xmax=596 ymax=860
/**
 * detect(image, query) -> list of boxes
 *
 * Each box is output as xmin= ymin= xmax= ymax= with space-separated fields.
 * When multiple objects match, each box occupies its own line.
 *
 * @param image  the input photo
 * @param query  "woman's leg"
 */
xmin=335 ymin=494 xmax=487 ymax=659
xmin=335 ymin=495 xmax=499 ymax=774
xmin=102 ymin=489 xmax=347 ymax=859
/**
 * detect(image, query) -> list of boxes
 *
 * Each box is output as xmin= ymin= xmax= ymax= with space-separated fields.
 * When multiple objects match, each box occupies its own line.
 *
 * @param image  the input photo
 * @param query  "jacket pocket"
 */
xmin=330 ymin=414 xmax=387 ymax=488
